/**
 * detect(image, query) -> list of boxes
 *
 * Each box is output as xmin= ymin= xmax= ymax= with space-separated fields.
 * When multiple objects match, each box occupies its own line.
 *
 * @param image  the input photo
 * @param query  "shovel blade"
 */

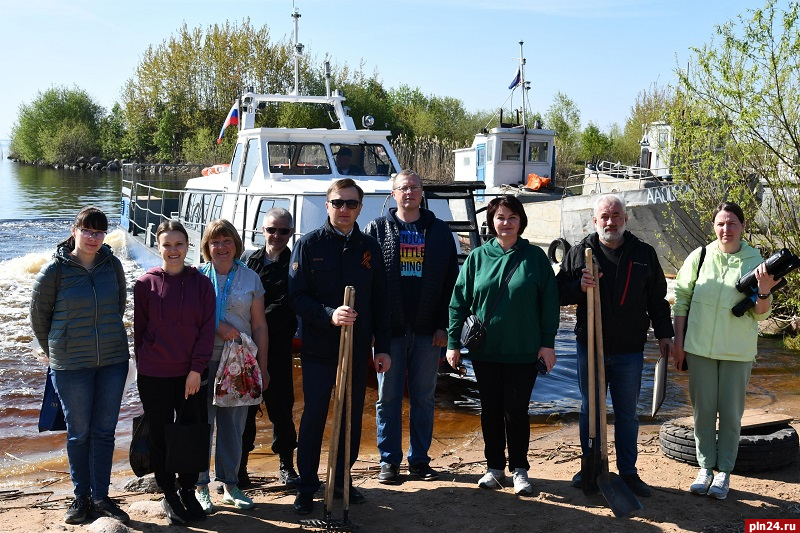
xmin=598 ymin=472 xmax=643 ymax=518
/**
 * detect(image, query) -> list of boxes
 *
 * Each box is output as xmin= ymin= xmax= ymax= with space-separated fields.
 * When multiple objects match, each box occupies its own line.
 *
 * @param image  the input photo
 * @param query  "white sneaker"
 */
xmin=478 ymin=468 xmax=505 ymax=489
xmin=222 ymin=485 xmax=254 ymax=510
xmin=689 ymin=468 xmax=714 ymax=495
xmin=195 ymin=486 xmax=214 ymax=514
xmin=512 ymin=468 xmax=533 ymax=495
xmin=707 ymin=472 xmax=730 ymax=500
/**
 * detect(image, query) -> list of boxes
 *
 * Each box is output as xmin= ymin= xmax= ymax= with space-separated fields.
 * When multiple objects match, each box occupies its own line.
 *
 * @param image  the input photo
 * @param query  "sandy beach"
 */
xmin=1 ymin=398 xmax=797 ymax=533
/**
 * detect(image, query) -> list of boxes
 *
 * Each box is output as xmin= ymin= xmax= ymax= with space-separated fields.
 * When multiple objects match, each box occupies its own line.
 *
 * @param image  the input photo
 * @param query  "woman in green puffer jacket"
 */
xmin=30 ymin=206 xmax=130 ymax=525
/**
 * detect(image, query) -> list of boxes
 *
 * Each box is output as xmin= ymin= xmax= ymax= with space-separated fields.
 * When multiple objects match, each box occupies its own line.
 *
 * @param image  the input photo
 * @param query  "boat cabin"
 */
xmin=453 ymin=126 xmax=556 ymax=191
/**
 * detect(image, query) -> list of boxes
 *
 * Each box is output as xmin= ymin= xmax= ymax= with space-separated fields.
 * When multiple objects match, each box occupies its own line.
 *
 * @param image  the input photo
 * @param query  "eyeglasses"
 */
xmin=393 ymin=185 xmax=422 ymax=193
xmin=78 ymin=228 xmax=107 ymax=239
xmin=328 ymin=199 xmax=361 ymax=210
xmin=265 ymin=227 xmax=291 ymax=236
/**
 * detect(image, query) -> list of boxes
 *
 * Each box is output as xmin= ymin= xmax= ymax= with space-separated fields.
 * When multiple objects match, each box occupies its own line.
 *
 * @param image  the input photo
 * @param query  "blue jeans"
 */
xmin=576 ymin=343 xmax=643 ymax=476
xmin=376 ymin=331 xmax=440 ymax=467
xmin=51 ymin=361 xmax=129 ymax=500
xmin=197 ymin=359 xmax=249 ymax=486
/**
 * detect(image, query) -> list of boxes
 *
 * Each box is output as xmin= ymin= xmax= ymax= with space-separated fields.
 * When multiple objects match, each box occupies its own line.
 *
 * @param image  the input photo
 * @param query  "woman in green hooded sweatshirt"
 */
xmin=446 ymin=195 xmax=559 ymax=496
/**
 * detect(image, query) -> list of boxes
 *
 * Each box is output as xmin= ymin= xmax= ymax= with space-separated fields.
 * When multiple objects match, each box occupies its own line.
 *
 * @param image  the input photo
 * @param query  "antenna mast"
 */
xmin=518 ymin=40 xmax=527 ymax=130
xmin=291 ymin=4 xmax=304 ymax=95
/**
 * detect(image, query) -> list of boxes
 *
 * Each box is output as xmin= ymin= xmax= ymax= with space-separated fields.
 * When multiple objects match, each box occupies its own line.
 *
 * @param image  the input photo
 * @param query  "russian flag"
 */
xmin=217 ymin=103 xmax=239 ymax=144
xmin=508 ymin=68 xmax=521 ymax=90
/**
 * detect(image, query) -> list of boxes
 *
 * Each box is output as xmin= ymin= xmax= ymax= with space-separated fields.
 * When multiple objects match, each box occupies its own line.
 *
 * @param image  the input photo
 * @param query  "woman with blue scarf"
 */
xmin=193 ymin=219 xmax=269 ymax=513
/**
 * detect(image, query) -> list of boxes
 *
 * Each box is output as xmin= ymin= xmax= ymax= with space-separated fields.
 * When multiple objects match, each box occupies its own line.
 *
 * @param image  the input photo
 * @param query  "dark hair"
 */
xmin=156 ymin=219 xmax=189 ymax=242
xmin=327 ymin=178 xmax=364 ymax=201
xmin=201 ymin=219 xmax=243 ymax=261
xmin=486 ymin=195 xmax=528 ymax=236
xmin=712 ymin=201 xmax=745 ymax=225
xmin=60 ymin=206 xmax=109 ymax=249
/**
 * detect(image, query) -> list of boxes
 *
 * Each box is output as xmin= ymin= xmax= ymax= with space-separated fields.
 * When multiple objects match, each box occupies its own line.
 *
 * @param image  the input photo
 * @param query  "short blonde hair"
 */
xmin=201 ymin=219 xmax=243 ymax=261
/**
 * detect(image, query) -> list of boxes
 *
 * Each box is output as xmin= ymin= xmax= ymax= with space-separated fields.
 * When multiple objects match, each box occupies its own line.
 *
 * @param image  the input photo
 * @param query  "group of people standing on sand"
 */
xmin=29 ymin=172 xmax=780 ymax=526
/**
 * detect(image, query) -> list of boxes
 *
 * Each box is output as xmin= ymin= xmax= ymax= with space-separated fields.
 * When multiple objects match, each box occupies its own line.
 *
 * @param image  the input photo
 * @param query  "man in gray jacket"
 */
xmin=365 ymin=169 xmax=459 ymax=484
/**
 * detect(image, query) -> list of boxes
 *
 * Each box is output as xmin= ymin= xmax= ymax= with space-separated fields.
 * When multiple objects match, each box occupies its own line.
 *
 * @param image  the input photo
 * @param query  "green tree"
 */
xmin=581 ymin=123 xmax=612 ymax=162
xmin=40 ymin=123 xmax=96 ymax=166
xmin=620 ymin=82 xmax=675 ymax=166
xmin=544 ymin=92 xmax=582 ymax=183
xmin=121 ymin=19 xmax=296 ymax=160
xmin=9 ymin=86 xmax=103 ymax=164
xmin=668 ymin=0 xmax=800 ymax=322
xmin=99 ymin=103 xmax=127 ymax=160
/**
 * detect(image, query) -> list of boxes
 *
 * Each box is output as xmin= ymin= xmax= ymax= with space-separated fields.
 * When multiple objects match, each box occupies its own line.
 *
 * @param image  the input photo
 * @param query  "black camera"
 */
xmin=731 ymin=248 xmax=800 ymax=317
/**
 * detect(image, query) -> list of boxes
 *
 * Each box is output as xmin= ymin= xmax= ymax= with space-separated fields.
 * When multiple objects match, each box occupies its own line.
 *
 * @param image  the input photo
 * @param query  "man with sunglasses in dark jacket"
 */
xmin=237 ymin=208 xmax=299 ymax=490
xmin=289 ymin=178 xmax=392 ymax=515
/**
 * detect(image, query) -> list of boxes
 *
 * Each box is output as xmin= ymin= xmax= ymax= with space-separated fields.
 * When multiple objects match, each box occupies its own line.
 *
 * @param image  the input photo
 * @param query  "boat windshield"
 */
xmin=330 ymin=143 xmax=396 ymax=177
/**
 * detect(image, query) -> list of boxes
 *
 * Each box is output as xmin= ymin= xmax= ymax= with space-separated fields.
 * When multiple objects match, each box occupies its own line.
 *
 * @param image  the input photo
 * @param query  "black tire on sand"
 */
xmin=659 ymin=420 xmax=799 ymax=472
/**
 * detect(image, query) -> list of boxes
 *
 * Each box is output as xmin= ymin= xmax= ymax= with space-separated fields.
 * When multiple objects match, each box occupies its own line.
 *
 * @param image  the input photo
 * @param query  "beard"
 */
xmin=598 ymin=225 xmax=625 ymax=244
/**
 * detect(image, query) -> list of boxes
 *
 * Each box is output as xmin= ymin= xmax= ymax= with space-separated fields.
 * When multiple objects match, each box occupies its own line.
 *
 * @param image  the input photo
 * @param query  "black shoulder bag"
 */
xmin=680 ymin=245 xmax=706 ymax=370
xmin=460 ymin=250 xmax=524 ymax=350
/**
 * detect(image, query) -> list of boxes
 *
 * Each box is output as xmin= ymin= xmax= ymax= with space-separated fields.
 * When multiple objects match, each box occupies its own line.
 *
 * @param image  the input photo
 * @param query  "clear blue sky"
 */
xmin=0 ymin=0 xmax=768 ymax=141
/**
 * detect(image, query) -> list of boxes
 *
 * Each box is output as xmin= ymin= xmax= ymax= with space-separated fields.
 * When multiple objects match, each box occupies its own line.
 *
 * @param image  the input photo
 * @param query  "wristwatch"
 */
xmin=757 ymin=293 xmax=770 ymax=299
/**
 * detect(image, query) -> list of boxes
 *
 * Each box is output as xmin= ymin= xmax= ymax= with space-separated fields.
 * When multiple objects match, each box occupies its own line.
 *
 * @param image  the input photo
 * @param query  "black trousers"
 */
xmin=241 ymin=330 xmax=298 ymax=460
xmin=472 ymin=360 xmax=538 ymax=472
xmin=137 ymin=373 xmax=208 ymax=493
xmin=296 ymin=353 xmax=368 ymax=495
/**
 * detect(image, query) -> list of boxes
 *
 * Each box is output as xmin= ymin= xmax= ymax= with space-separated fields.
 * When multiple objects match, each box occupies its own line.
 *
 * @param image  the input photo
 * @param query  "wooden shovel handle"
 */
xmin=593 ymin=263 xmax=609 ymax=465
xmin=325 ymin=286 xmax=355 ymax=512
xmin=585 ymin=248 xmax=596 ymax=441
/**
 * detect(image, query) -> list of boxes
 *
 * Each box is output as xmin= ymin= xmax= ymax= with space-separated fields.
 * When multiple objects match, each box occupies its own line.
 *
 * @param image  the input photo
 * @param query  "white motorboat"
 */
xmin=120 ymin=7 xmax=482 ymax=270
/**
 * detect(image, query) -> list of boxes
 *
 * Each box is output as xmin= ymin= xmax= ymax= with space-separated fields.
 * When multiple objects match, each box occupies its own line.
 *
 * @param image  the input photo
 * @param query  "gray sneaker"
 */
xmin=512 ymin=468 xmax=533 ymax=495
xmin=707 ymin=472 xmax=730 ymax=500
xmin=689 ymin=468 xmax=714 ymax=495
xmin=478 ymin=468 xmax=505 ymax=489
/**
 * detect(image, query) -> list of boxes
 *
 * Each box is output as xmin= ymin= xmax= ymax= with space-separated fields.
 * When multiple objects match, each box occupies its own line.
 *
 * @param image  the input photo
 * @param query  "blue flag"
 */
xmin=508 ymin=69 xmax=521 ymax=89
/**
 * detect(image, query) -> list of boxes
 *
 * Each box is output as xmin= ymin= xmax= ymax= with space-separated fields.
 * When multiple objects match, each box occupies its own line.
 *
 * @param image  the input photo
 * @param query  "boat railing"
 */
xmin=563 ymin=165 xmax=673 ymax=197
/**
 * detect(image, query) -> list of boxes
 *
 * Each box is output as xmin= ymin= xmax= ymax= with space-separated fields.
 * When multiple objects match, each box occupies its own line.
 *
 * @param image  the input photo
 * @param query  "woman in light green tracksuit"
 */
xmin=672 ymin=202 xmax=780 ymax=500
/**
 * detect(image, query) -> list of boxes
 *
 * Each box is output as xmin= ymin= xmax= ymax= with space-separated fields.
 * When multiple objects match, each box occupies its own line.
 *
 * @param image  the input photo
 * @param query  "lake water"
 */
xmin=0 ymin=153 xmax=796 ymax=487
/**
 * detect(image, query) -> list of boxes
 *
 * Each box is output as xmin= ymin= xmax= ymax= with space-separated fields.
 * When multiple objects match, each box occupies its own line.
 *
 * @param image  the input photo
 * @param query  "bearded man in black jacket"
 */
xmin=556 ymin=193 xmax=674 ymax=499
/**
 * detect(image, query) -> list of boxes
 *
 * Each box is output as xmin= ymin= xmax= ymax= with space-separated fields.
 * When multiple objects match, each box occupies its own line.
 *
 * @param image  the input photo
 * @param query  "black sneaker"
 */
xmin=64 ymin=495 xmax=90 ymax=524
xmin=279 ymin=463 xmax=299 ymax=487
xmin=621 ymin=473 xmax=652 ymax=498
xmin=408 ymin=463 xmax=439 ymax=481
xmin=162 ymin=493 xmax=191 ymax=525
xmin=333 ymin=485 xmax=365 ymax=504
xmin=91 ymin=496 xmax=130 ymax=523
xmin=179 ymin=489 xmax=207 ymax=522
xmin=293 ymin=492 xmax=314 ymax=515
xmin=378 ymin=463 xmax=400 ymax=484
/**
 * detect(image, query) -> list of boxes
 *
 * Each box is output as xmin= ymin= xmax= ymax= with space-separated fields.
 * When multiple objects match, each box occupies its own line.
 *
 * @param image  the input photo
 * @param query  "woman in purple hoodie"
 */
xmin=134 ymin=220 xmax=216 ymax=525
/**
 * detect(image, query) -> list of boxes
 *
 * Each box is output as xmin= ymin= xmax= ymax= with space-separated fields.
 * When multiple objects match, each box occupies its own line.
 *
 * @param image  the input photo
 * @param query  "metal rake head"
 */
xmin=299 ymin=516 xmax=357 ymax=532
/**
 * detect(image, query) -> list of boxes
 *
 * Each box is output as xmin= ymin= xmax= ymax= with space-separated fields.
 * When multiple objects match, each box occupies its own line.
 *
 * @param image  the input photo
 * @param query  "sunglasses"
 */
xmin=328 ymin=199 xmax=360 ymax=210
xmin=264 ymin=227 xmax=291 ymax=236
